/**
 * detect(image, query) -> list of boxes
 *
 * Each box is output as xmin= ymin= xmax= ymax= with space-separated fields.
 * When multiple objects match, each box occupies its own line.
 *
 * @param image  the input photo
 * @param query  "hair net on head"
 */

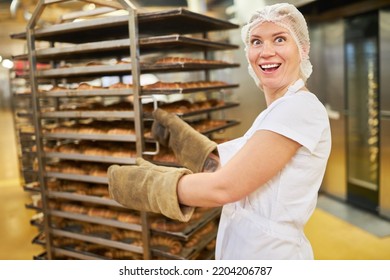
xmin=241 ymin=3 xmax=312 ymax=88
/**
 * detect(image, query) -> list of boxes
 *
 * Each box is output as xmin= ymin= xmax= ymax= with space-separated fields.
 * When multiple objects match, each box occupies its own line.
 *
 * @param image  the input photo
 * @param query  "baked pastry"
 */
xmin=155 ymin=56 xmax=229 ymax=65
xmin=112 ymin=230 xmax=142 ymax=243
xmin=143 ymin=81 xmax=181 ymax=89
xmin=88 ymin=184 xmax=109 ymax=198
xmin=108 ymin=82 xmax=133 ymax=89
xmin=150 ymin=236 xmax=182 ymax=255
xmin=116 ymin=58 xmax=131 ymax=64
xmin=105 ymin=250 xmax=142 ymax=260
xmin=117 ymin=212 xmax=141 ymax=224
xmin=149 ymin=218 xmax=187 ymax=232
xmin=85 ymin=61 xmax=104 ymax=66
xmin=76 ymin=83 xmax=102 ymax=90
xmin=184 ymin=221 xmax=215 ymax=248
xmin=49 ymin=86 xmax=67 ymax=91
xmin=87 ymin=207 xmax=117 ymax=219
xmin=60 ymin=203 xmax=87 ymax=214
xmin=60 ymin=181 xmax=89 ymax=194
xmin=143 ymin=81 xmax=228 ymax=90
xmin=160 ymin=100 xmax=192 ymax=114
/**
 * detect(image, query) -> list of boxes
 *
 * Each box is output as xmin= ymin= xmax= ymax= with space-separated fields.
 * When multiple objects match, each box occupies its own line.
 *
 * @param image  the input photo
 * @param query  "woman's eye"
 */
xmin=251 ymin=39 xmax=262 ymax=46
xmin=275 ymin=37 xmax=286 ymax=43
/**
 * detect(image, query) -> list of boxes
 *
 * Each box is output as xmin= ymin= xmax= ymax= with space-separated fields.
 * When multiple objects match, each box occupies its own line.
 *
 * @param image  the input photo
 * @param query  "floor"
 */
xmin=1 ymin=109 xmax=390 ymax=260
xmin=0 ymin=110 xmax=42 ymax=259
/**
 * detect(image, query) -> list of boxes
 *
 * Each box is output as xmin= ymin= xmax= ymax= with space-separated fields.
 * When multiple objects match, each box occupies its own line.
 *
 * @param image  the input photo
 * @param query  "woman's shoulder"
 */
xmin=271 ymin=90 xmax=325 ymax=112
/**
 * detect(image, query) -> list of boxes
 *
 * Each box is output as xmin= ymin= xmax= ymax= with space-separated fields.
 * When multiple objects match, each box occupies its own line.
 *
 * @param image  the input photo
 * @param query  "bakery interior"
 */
xmin=1 ymin=0 xmax=390 ymax=260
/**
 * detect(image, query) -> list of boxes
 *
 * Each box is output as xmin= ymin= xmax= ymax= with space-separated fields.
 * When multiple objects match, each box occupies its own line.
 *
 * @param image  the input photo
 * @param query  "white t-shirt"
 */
xmin=215 ymin=80 xmax=331 ymax=259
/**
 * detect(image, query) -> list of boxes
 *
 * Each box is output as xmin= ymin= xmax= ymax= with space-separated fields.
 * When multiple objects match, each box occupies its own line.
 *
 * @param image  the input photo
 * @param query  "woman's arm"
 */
xmin=202 ymin=152 xmax=220 ymax=173
xmin=177 ymin=130 xmax=301 ymax=208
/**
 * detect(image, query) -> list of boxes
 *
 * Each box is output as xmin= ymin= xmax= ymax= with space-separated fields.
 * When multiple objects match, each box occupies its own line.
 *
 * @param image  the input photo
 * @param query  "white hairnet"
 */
xmin=241 ymin=3 xmax=312 ymax=88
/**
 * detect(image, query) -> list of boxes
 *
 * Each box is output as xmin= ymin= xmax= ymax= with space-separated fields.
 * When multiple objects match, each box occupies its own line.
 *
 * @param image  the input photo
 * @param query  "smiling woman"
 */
xmin=247 ymin=23 xmax=302 ymax=102
xmin=108 ymin=2 xmax=332 ymax=260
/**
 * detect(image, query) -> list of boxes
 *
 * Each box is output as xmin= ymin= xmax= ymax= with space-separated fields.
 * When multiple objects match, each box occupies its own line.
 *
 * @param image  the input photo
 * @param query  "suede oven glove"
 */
xmin=108 ymin=158 xmax=194 ymax=222
xmin=152 ymin=108 xmax=217 ymax=173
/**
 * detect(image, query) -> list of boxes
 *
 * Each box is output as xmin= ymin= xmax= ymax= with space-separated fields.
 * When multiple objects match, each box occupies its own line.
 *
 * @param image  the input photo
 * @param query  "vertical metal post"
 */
xmin=118 ymin=0 xmax=151 ymax=260
xmin=26 ymin=0 xmax=52 ymax=259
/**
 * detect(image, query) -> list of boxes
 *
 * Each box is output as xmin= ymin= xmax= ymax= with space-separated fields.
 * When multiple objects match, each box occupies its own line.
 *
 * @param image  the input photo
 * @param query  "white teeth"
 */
xmin=261 ymin=64 xmax=280 ymax=69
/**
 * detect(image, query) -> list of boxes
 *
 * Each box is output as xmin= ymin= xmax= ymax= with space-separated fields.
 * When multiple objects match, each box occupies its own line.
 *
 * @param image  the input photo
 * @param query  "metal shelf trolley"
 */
xmin=11 ymin=0 xmax=240 ymax=260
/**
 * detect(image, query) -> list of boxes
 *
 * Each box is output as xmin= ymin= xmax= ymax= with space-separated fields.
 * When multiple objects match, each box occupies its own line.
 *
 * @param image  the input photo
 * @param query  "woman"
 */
xmin=108 ymin=3 xmax=331 ymax=260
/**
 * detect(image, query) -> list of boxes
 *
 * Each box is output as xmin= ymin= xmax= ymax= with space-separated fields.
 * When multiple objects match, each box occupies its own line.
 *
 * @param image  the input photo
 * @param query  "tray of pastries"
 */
xmin=142 ymin=80 xmax=238 ymax=94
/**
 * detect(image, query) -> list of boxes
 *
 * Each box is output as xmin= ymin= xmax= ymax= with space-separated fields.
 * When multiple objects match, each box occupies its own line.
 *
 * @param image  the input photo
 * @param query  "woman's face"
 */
xmin=247 ymin=22 xmax=301 ymax=91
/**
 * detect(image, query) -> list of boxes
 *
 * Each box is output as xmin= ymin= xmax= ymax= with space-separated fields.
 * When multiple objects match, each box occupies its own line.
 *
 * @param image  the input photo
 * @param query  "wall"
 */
xmin=308 ymin=20 xmax=347 ymax=200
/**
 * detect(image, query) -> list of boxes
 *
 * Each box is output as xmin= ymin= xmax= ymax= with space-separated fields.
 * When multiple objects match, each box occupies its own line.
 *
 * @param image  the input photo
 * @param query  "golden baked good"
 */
xmin=60 ymin=203 xmax=87 ymax=214
xmin=108 ymin=82 xmax=133 ymax=89
xmin=105 ymin=250 xmax=142 ymax=260
xmin=117 ymin=212 xmax=141 ymax=224
xmin=155 ymin=56 xmax=229 ymax=65
xmin=77 ymin=83 xmax=102 ymax=90
xmin=160 ymin=100 xmax=192 ymax=114
xmin=85 ymin=61 xmax=103 ymax=66
xmin=184 ymin=221 xmax=216 ymax=248
xmin=57 ymin=143 xmax=79 ymax=154
xmin=82 ymin=224 xmax=110 ymax=234
xmin=87 ymin=207 xmax=118 ymax=219
xmin=143 ymin=81 xmax=180 ymax=89
xmin=60 ymin=181 xmax=89 ymax=194
xmin=143 ymin=81 xmax=228 ymax=90
xmin=48 ymin=86 xmax=67 ymax=92
xmin=111 ymin=230 xmax=142 ymax=244
xmin=88 ymin=184 xmax=109 ymax=198
xmin=206 ymin=239 xmax=216 ymax=251
xmin=150 ymin=235 xmax=182 ymax=255
xmin=149 ymin=218 xmax=187 ymax=232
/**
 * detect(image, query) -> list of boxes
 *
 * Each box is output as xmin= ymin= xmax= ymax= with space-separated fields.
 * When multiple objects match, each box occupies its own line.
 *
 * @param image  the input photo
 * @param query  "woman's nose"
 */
xmin=261 ymin=42 xmax=275 ymax=57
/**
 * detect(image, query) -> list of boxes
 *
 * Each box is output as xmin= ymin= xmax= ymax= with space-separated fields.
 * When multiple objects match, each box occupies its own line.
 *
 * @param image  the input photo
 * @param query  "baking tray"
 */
xmin=44 ymin=152 xmax=136 ymax=165
xmin=39 ymin=88 xmax=132 ymax=97
xmin=200 ymin=120 xmax=240 ymax=135
xmin=47 ymin=191 xmax=121 ymax=208
xmin=19 ymin=132 xmax=35 ymax=140
xmin=140 ymin=35 xmax=238 ymax=53
xmin=33 ymin=252 xmax=48 ymax=260
xmin=144 ymin=102 xmax=240 ymax=119
xmin=49 ymin=209 xmax=142 ymax=232
xmin=52 ymin=247 xmax=107 ymax=260
xmin=51 ymin=228 xmax=143 ymax=254
xmin=16 ymin=36 xmax=238 ymax=63
xmin=43 ymin=132 xmax=137 ymax=142
xmin=141 ymin=83 xmax=239 ymax=95
xmin=32 ymin=233 xmax=46 ymax=246
xmin=30 ymin=218 xmax=43 ymax=229
xmin=23 ymin=184 xmax=41 ymax=193
xmin=25 ymin=203 xmax=42 ymax=211
xmin=45 ymin=171 xmax=108 ymax=184
xmin=151 ymin=229 xmax=217 ymax=260
xmin=16 ymin=111 xmax=32 ymax=118
xmin=13 ymin=91 xmax=32 ymax=97
xmin=35 ymin=59 xmax=238 ymax=79
xmin=11 ymin=8 xmax=238 ymax=44
xmin=41 ymin=110 xmax=135 ymax=119
xmin=150 ymin=207 xmax=221 ymax=241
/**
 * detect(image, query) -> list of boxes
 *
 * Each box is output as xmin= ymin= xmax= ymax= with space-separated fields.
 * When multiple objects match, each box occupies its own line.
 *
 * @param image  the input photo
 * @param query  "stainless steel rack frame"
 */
xmin=16 ymin=0 xmax=240 ymax=260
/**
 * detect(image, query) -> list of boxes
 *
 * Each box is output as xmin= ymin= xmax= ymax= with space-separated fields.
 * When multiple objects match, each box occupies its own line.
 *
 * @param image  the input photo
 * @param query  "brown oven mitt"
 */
xmin=152 ymin=108 xmax=217 ymax=173
xmin=107 ymin=158 xmax=194 ymax=222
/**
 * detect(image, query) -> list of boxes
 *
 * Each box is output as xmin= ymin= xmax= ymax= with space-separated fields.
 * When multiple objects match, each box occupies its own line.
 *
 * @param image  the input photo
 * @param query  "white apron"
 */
xmin=215 ymin=79 xmax=330 ymax=259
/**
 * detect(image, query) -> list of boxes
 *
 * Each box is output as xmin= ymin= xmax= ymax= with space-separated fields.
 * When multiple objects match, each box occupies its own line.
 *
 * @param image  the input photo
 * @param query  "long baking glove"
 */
xmin=152 ymin=108 xmax=217 ymax=173
xmin=107 ymin=158 xmax=194 ymax=222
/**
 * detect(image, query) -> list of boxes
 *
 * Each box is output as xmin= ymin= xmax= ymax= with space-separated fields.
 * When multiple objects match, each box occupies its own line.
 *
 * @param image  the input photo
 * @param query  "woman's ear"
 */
xmin=301 ymin=43 xmax=310 ymax=60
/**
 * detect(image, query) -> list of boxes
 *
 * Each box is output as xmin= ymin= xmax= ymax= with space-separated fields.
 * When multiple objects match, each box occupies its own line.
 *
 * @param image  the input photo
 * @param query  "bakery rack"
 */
xmin=11 ymin=0 xmax=240 ymax=260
